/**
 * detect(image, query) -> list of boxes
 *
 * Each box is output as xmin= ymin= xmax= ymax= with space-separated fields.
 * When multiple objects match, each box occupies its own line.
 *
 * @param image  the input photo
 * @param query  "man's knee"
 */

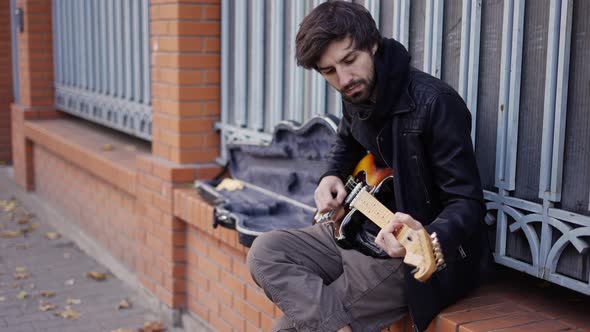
xmin=247 ymin=230 xmax=287 ymax=280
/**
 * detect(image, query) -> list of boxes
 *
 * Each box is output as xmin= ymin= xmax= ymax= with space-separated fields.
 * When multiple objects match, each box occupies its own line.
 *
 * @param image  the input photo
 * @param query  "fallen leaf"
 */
xmin=64 ymin=278 xmax=75 ymax=286
xmin=44 ymin=232 xmax=61 ymax=240
xmin=139 ymin=321 xmax=166 ymax=332
xmin=39 ymin=302 xmax=57 ymax=311
xmin=63 ymin=252 xmax=71 ymax=259
xmin=40 ymin=290 xmax=55 ymax=298
xmin=124 ymin=144 xmax=136 ymax=151
xmin=13 ymin=272 xmax=30 ymax=280
xmin=0 ymin=230 xmax=21 ymax=238
xmin=3 ymin=200 xmax=17 ymax=212
xmin=16 ymin=215 xmax=31 ymax=225
xmin=86 ymin=271 xmax=107 ymax=281
xmin=55 ymin=306 xmax=81 ymax=320
xmin=0 ymin=296 xmax=5 ymax=302
xmin=29 ymin=283 xmax=35 ymax=289
xmin=15 ymin=266 xmax=27 ymax=273
xmin=117 ymin=298 xmax=132 ymax=310
xmin=101 ymin=144 xmax=114 ymax=151
xmin=111 ymin=329 xmax=133 ymax=332
xmin=66 ymin=298 xmax=81 ymax=305
xmin=16 ymin=291 xmax=28 ymax=299
xmin=20 ymin=224 xmax=37 ymax=236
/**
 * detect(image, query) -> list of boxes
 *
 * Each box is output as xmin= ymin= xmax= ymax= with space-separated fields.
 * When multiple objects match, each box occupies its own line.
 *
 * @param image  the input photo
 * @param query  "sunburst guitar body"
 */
xmin=313 ymin=153 xmax=445 ymax=282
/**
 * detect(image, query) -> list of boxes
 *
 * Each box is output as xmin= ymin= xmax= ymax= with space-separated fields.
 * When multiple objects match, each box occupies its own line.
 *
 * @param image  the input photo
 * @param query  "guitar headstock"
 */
xmin=396 ymin=227 xmax=445 ymax=282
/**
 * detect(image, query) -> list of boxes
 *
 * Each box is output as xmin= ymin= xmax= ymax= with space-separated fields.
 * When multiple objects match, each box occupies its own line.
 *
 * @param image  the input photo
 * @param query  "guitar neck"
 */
xmin=352 ymin=190 xmax=397 ymax=230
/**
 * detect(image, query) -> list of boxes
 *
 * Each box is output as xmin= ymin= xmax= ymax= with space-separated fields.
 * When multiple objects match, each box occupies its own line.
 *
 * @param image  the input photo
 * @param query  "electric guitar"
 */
xmin=313 ymin=153 xmax=445 ymax=282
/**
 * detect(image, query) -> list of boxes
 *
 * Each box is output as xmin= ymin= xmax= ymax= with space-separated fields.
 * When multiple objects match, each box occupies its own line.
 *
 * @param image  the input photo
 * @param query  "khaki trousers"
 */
xmin=247 ymin=223 xmax=407 ymax=332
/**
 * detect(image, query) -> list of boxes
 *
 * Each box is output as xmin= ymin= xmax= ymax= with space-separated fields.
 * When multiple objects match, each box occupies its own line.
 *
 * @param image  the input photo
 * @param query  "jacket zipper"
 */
xmin=376 ymin=128 xmax=392 ymax=169
xmin=408 ymin=307 xmax=420 ymax=332
xmin=411 ymin=155 xmax=431 ymax=204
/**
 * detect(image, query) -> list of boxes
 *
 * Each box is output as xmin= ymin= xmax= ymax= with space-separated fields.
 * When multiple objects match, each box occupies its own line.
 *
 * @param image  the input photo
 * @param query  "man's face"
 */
xmin=316 ymin=37 xmax=377 ymax=104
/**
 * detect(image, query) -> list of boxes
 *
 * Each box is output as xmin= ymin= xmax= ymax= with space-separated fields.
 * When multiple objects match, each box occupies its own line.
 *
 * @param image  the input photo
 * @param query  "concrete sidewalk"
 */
xmin=0 ymin=166 xmax=175 ymax=332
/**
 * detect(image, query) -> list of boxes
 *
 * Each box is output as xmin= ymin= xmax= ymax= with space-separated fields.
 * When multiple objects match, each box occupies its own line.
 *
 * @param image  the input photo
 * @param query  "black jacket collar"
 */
xmin=372 ymin=38 xmax=414 ymax=116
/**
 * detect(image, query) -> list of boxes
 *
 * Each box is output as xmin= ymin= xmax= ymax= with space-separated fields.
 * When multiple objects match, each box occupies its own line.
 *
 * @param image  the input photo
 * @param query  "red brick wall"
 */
xmin=174 ymin=189 xmax=283 ymax=332
xmin=34 ymin=146 xmax=140 ymax=271
xmin=11 ymin=0 xmax=58 ymax=190
xmin=150 ymin=0 xmax=221 ymax=165
xmin=0 ymin=1 xmax=14 ymax=164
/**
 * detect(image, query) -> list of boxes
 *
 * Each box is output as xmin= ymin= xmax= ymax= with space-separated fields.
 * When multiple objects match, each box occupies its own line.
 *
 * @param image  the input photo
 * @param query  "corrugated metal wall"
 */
xmin=52 ymin=0 xmax=152 ymax=140
xmin=220 ymin=0 xmax=590 ymax=295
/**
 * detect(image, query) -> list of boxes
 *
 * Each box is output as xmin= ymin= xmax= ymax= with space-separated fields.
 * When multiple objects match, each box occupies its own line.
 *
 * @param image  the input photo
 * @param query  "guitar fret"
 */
xmin=352 ymin=191 xmax=394 ymax=229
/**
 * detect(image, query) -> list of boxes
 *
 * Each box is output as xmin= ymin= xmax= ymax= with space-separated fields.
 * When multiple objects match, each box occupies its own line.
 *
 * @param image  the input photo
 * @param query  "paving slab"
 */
xmin=0 ymin=166 xmax=180 ymax=332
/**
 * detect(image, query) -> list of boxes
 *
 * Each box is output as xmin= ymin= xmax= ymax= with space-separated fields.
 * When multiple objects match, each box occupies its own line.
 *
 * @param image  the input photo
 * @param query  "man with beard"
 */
xmin=247 ymin=2 xmax=493 ymax=331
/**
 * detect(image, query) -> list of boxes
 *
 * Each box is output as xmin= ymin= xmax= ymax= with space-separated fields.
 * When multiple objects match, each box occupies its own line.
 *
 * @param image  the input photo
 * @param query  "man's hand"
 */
xmin=314 ymin=176 xmax=347 ymax=213
xmin=375 ymin=212 xmax=424 ymax=258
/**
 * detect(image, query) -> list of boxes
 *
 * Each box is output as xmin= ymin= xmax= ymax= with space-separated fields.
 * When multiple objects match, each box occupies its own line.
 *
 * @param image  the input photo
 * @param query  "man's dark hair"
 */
xmin=295 ymin=1 xmax=381 ymax=70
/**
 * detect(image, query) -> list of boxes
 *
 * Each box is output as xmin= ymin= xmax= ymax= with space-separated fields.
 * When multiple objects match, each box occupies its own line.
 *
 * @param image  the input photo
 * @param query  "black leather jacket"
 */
xmin=322 ymin=38 xmax=494 ymax=331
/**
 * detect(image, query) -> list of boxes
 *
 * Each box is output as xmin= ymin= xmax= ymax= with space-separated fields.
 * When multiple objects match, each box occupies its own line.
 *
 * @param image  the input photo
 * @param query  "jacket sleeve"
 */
xmin=320 ymin=105 xmax=367 ymax=182
xmin=423 ymin=93 xmax=486 ymax=261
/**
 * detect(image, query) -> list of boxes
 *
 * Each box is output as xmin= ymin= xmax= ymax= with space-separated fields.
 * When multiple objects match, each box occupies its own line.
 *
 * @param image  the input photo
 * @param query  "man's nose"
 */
xmin=338 ymin=71 xmax=352 ymax=89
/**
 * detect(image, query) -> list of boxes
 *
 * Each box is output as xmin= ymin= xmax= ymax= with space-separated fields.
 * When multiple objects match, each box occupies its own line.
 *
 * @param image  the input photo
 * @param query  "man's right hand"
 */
xmin=314 ymin=175 xmax=347 ymax=213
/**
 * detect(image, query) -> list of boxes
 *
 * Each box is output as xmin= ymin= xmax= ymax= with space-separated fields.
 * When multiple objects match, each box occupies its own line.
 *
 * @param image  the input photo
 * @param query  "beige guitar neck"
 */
xmin=351 ymin=190 xmax=395 ymax=230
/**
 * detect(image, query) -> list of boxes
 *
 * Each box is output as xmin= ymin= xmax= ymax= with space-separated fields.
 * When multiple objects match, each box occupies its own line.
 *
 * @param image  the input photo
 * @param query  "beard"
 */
xmin=339 ymin=75 xmax=376 ymax=105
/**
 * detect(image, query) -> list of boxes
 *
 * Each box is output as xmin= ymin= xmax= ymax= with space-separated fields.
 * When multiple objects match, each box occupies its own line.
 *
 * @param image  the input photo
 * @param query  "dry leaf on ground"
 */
xmin=40 ymin=290 xmax=55 ymax=298
xmin=44 ymin=232 xmax=61 ymax=240
xmin=16 ymin=214 xmax=32 ymax=225
xmin=124 ymin=144 xmax=136 ymax=151
xmin=39 ymin=302 xmax=57 ymax=312
xmin=55 ymin=307 xmax=81 ymax=320
xmin=15 ymin=266 xmax=27 ymax=273
xmin=139 ymin=321 xmax=166 ymax=332
xmin=13 ymin=272 xmax=30 ymax=280
xmin=3 ymin=200 xmax=17 ymax=212
xmin=64 ymin=278 xmax=75 ymax=286
xmin=86 ymin=271 xmax=107 ymax=281
xmin=66 ymin=298 xmax=81 ymax=305
xmin=16 ymin=291 xmax=28 ymax=299
xmin=117 ymin=298 xmax=132 ymax=310
xmin=0 ymin=296 xmax=5 ymax=302
xmin=101 ymin=144 xmax=114 ymax=151
xmin=111 ymin=329 xmax=133 ymax=332
xmin=0 ymin=230 xmax=21 ymax=238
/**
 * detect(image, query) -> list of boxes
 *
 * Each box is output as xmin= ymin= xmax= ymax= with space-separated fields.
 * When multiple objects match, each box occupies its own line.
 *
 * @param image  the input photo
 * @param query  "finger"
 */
xmin=383 ymin=233 xmax=405 ymax=257
xmin=394 ymin=213 xmax=422 ymax=230
xmin=375 ymin=230 xmax=385 ymax=248
xmin=335 ymin=186 xmax=347 ymax=204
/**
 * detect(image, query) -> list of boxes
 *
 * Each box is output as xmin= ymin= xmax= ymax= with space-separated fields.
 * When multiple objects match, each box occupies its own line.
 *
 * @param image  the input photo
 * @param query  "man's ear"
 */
xmin=372 ymin=43 xmax=378 ymax=55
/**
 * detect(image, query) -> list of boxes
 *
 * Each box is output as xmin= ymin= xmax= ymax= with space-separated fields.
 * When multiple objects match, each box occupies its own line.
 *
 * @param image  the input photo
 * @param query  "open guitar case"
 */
xmin=195 ymin=115 xmax=339 ymax=247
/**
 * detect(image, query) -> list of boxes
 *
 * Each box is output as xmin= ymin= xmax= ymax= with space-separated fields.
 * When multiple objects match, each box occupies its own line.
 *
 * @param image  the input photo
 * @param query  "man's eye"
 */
xmin=344 ymin=57 xmax=356 ymax=65
xmin=322 ymin=68 xmax=334 ymax=75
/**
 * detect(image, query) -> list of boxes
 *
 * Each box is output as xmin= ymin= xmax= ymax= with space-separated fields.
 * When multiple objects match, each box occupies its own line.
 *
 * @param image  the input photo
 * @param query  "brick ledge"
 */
xmin=23 ymin=116 xmax=150 ymax=196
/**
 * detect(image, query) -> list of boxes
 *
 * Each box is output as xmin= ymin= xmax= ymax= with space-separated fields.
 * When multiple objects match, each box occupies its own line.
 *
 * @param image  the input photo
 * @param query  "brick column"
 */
xmin=150 ymin=0 xmax=221 ymax=165
xmin=136 ymin=0 xmax=222 ymax=310
xmin=11 ymin=0 xmax=60 ymax=190
xmin=0 ymin=2 xmax=14 ymax=164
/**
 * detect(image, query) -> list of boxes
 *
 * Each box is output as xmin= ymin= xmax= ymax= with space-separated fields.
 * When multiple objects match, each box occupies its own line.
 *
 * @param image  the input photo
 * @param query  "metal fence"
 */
xmin=52 ymin=0 xmax=151 ymax=140
xmin=220 ymin=0 xmax=590 ymax=295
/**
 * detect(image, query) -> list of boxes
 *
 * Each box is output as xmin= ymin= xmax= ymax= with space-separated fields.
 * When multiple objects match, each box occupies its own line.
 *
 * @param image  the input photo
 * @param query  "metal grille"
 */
xmin=220 ymin=0 xmax=590 ymax=295
xmin=52 ymin=0 xmax=151 ymax=140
